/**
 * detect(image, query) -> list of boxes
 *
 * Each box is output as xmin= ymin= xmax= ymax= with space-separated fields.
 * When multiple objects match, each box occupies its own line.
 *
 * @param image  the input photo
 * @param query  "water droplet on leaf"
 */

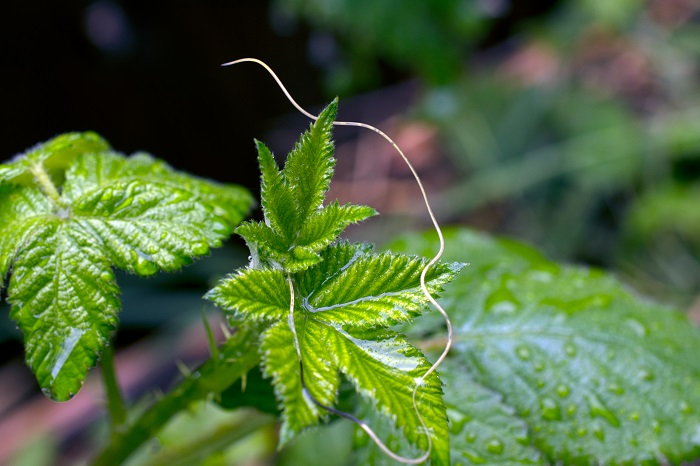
xmin=485 ymin=439 xmax=504 ymax=454
xmin=540 ymin=398 xmax=561 ymax=421
xmin=556 ymin=384 xmax=570 ymax=398
xmin=515 ymin=345 xmax=531 ymax=361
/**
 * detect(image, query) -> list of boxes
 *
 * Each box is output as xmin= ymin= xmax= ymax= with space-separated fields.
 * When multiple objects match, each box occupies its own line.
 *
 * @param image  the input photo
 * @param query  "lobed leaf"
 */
xmin=206 ymin=268 xmax=289 ymax=322
xmin=299 ymin=242 xmax=462 ymax=329
xmin=241 ymin=100 xmax=370 ymax=273
xmin=209 ymin=242 xmax=460 ymax=464
xmin=283 ymin=98 xmax=338 ymax=221
xmin=391 ymin=228 xmax=700 ymax=464
xmin=1 ymin=137 xmax=253 ymax=400
xmin=8 ymin=221 xmax=120 ymax=401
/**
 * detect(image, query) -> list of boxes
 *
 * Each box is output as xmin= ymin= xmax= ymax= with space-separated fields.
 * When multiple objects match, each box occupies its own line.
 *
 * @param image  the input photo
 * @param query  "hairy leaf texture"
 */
xmin=209 ymin=243 xmax=461 ymax=465
xmin=207 ymin=101 xmax=462 ymax=464
xmin=390 ymin=228 xmax=700 ymax=465
xmin=0 ymin=133 xmax=252 ymax=400
xmin=236 ymin=100 xmax=377 ymax=272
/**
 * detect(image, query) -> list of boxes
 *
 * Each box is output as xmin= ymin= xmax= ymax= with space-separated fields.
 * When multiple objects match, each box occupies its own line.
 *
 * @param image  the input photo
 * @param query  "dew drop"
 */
xmin=556 ymin=384 xmax=571 ymax=398
xmin=607 ymin=383 xmax=624 ymax=395
xmin=465 ymin=432 xmax=476 ymax=443
xmin=625 ymin=318 xmax=648 ymax=337
xmin=593 ymin=426 xmax=605 ymax=441
xmin=652 ymin=419 xmax=661 ymax=433
xmin=485 ymin=285 xmax=519 ymax=314
xmin=485 ymin=439 xmax=504 ymax=455
xmin=99 ymin=271 xmax=111 ymax=281
xmin=192 ymin=240 xmax=209 ymax=256
xmin=534 ymin=361 xmax=545 ymax=372
xmin=449 ymin=418 xmax=465 ymax=435
xmin=515 ymin=345 xmax=532 ymax=361
xmin=567 ymin=404 xmax=578 ymax=416
xmin=680 ymin=401 xmax=692 ymax=414
xmin=639 ymin=369 xmax=655 ymax=381
xmin=134 ymin=257 xmax=157 ymax=276
xmin=576 ymin=427 xmax=587 ymax=437
xmin=540 ymin=398 xmax=561 ymax=421
xmin=629 ymin=411 xmax=640 ymax=422
xmin=564 ymin=343 xmax=577 ymax=357
xmin=536 ymin=379 xmax=545 ymax=388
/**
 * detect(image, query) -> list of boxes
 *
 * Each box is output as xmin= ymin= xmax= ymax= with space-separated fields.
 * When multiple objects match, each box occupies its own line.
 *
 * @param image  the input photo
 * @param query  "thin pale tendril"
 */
xmin=225 ymin=57 xmax=451 ymax=464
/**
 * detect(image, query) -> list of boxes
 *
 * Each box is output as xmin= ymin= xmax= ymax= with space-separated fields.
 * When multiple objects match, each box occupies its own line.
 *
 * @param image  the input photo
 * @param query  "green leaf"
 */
xmin=356 ymin=359 xmax=544 ymax=465
xmin=206 ymin=268 xmax=289 ymax=322
xmin=0 ymin=185 xmax=52 ymax=288
xmin=255 ymin=140 xmax=299 ymax=241
xmin=8 ymin=220 xmax=120 ymax=400
xmin=0 ymin=132 xmax=110 ymax=186
xmin=283 ymin=98 xmax=337 ymax=220
xmin=63 ymin=151 xmax=252 ymax=227
xmin=390 ymin=228 xmax=700 ymax=464
xmin=1 ymin=137 xmax=252 ymax=400
xmin=298 ymin=243 xmax=461 ymax=329
xmin=240 ymin=100 xmax=372 ymax=273
xmin=208 ymin=103 xmax=463 ymax=463
xmin=209 ymin=242 xmax=461 ymax=464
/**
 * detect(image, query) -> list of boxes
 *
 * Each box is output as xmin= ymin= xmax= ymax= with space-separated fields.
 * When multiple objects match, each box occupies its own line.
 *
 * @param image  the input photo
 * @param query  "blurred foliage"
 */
xmin=278 ymin=0 xmax=700 ymax=305
xmin=275 ymin=0 xmax=490 ymax=89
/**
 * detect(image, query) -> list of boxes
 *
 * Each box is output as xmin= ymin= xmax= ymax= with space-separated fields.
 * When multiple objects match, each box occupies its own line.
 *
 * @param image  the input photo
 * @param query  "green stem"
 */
xmin=92 ymin=325 xmax=261 ymax=466
xmin=142 ymin=410 xmax=274 ymax=466
xmin=101 ymin=346 xmax=127 ymax=432
xmin=29 ymin=162 xmax=64 ymax=207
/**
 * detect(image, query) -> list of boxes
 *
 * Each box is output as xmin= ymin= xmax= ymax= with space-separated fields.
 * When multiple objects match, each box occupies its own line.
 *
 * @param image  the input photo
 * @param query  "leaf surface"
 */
xmin=209 ymin=243 xmax=461 ymax=464
xmin=238 ymin=101 xmax=374 ymax=273
xmin=390 ymin=228 xmax=700 ymax=464
xmin=208 ymin=101 xmax=462 ymax=464
xmin=357 ymin=360 xmax=544 ymax=465
xmin=0 ymin=136 xmax=252 ymax=400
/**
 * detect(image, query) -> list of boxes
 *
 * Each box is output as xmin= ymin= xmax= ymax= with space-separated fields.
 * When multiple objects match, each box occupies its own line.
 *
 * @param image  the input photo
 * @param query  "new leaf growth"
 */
xmin=207 ymin=101 xmax=463 ymax=465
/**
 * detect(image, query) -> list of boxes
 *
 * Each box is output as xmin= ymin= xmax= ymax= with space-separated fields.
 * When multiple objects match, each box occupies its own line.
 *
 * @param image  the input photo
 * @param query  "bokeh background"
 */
xmin=1 ymin=1 xmax=700 ymax=464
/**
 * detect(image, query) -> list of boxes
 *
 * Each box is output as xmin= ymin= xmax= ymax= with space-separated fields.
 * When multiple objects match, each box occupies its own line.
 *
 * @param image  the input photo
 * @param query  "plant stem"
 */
xmin=92 ymin=325 xmax=261 ymax=466
xmin=142 ymin=409 xmax=274 ymax=466
xmin=101 ymin=346 xmax=127 ymax=432
xmin=29 ymin=162 xmax=64 ymax=207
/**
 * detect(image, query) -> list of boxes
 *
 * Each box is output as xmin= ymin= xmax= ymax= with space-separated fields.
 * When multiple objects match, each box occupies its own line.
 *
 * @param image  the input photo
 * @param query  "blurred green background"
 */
xmin=1 ymin=0 xmax=699 ymax=464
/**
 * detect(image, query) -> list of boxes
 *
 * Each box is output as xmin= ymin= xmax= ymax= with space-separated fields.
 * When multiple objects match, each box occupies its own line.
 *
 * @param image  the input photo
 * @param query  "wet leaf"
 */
xmin=207 ymin=102 xmax=462 ymax=464
xmin=391 ymin=228 xmax=700 ymax=464
xmin=0 ymin=134 xmax=253 ymax=400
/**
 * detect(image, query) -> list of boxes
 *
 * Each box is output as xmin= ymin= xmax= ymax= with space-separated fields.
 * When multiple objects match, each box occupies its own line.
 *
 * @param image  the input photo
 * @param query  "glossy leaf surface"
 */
xmin=390 ymin=228 xmax=700 ymax=464
xmin=0 ymin=133 xmax=252 ymax=400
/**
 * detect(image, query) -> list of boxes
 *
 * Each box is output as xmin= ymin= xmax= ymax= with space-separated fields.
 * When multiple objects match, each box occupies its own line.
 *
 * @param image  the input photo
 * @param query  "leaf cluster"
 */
xmin=207 ymin=100 xmax=463 ymax=464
